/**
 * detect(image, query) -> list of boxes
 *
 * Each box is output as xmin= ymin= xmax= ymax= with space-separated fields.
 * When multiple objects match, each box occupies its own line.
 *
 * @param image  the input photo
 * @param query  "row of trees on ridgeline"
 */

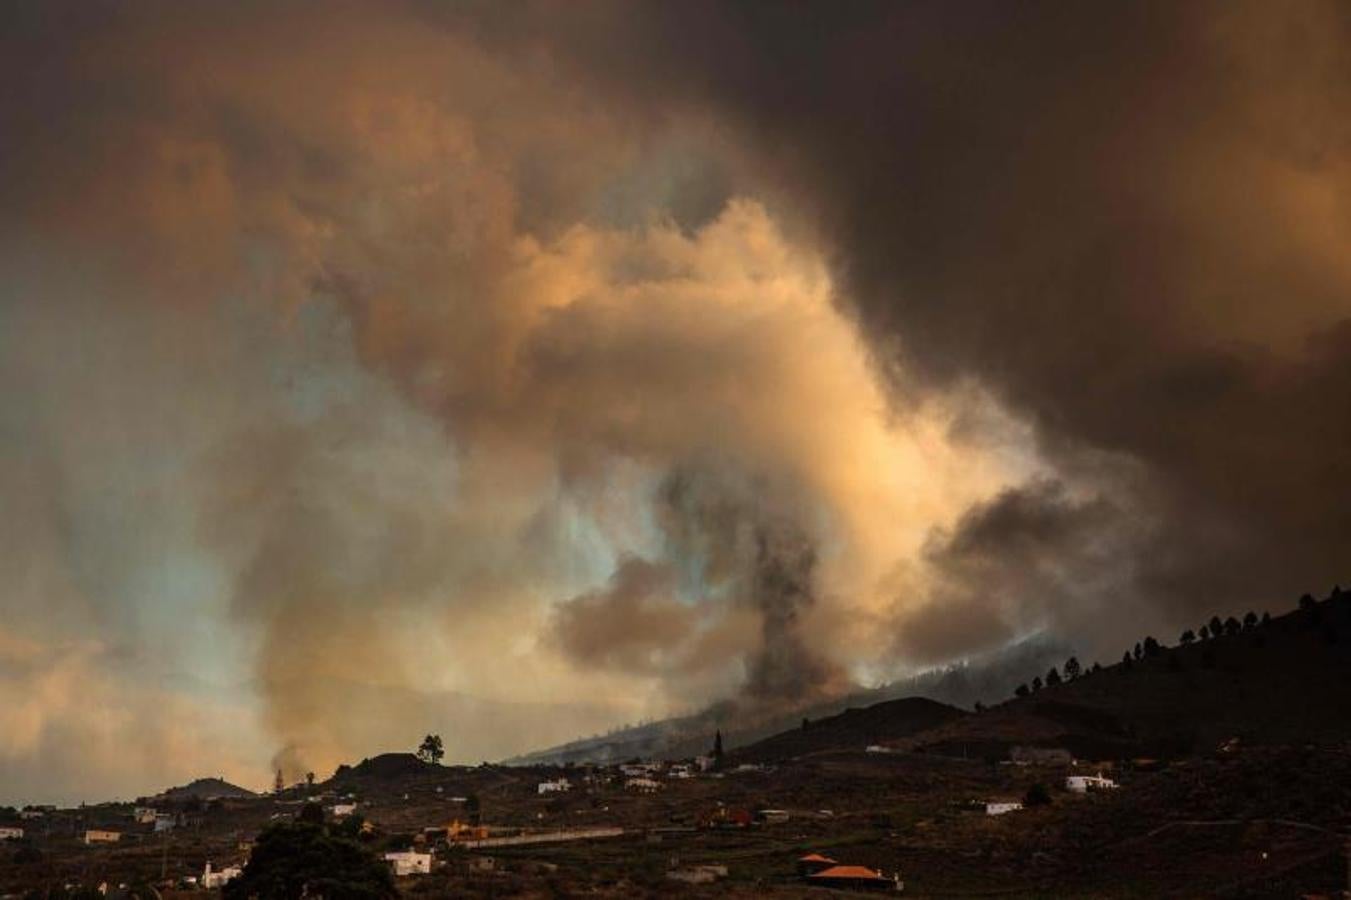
xmin=1005 ymin=585 xmax=1346 ymax=702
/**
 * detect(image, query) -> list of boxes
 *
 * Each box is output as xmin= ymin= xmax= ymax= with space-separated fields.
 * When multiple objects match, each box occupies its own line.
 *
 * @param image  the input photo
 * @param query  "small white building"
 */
xmin=667 ymin=765 xmax=694 ymax=779
xmin=84 ymin=830 xmax=121 ymax=844
xmin=625 ymin=777 xmax=662 ymax=793
xmin=694 ymin=755 xmax=715 ymax=772
xmin=329 ymin=803 xmax=357 ymax=817
xmin=133 ymin=807 xmax=158 ymax=824
xmin=202 ymin=862 xmax=242 ymax=889
xmin=985 ymin=801 xmax=1023 ymax=816
xmin=384 ymin=850 xmax=433 ymax=876
xmin=1066 ymin=773 xmax=1118 ymax=793
xmin=19 ymin=810 xmax=44 ymax=820
xmin=0 ymin=826 xmax=24 ymax=840
xmin=154 ymin=814 xmax=176 ymax=833
xmin=537 ymin=777 xmax=571 ymax=795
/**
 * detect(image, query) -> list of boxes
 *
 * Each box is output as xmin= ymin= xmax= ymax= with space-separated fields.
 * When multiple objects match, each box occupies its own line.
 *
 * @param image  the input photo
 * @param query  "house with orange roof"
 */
xmin=807 ymin=863 xmax=901 ymax=892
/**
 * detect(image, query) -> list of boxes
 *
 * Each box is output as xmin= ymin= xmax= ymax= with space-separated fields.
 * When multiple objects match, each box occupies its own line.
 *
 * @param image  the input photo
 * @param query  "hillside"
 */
xmin=151 ymin=777 xmax=257 ymax=802
xmin=507 ymin=633 xmax=1067 ymax=765
xmin=903 ymin=587 xmax=1351 ymax=760
xmin=730 ymin=696 xmax=968 ymax=763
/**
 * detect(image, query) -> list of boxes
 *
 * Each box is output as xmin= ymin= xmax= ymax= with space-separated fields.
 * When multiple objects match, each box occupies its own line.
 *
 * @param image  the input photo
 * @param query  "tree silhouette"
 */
xmin=1121 ymin=651 xmax=1133 ymax=669
xmin=1198 ymin=624 xmax=1210 ymax=640
xmin=713 ymin=729 xmax=724 ymax=765
xmin=1031 ymin=676 xmax=1043 ymax=692
xmin=274 ymin=769 xmax=285 ymax=794
xmin=224 ymin=823 xmax=396 ymax=900
xmin=1064 ymin=657 xmax=1081 ymax=680
xmin=1224 ymin=616 xmax=1241 ymax=636
xmin=1261 ymin=611 xmax=1271 ymax=626
xmin=1179 ymin=629 xmax=1196 ymax=645
xmin=1045 ymin=666 xmax=1062 ymax=686
xmin=1242 ymin=611 xmax=1257 ymax=629
xmin=1209 ymin=615 xmax=1224 ymax=635
xmin=1299 ymin=593 xmax=1316 ymax=611
xmin=1014 ymin=683 xmax=1030 ymax=698
xmin=305 ymin=772 xmax=315 ymax=788
xmin=417 ymin=734 xmax=444 ymax=765
xmin=1143 ymin=636 xmax=1161 ymax=657
xmin=1133 ymin=642 xmax=1143 ymax=661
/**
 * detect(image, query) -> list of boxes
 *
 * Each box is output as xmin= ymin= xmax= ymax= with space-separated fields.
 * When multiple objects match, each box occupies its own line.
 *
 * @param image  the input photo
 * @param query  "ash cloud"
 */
xmin=5 ymin=0 xmax=1347 ymax=800
xmin=532 ymin=0 xmax=1351 ymax=650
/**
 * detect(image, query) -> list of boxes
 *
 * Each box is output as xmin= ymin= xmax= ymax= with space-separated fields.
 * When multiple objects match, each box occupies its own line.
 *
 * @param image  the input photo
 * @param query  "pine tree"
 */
xmin=712 ymin=729 xmax=724 ymax=764
xmin=1063 ymin=657 xmax=1081 ymax=680
xmin=274 ymin=769 xmax=284 ymax=794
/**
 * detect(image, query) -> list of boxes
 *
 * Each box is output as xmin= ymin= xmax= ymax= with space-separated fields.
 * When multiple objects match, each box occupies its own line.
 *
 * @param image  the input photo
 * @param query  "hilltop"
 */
xmin=151 ymin=777 xmax=257 ymax=803
xmin=730 ymin=697 xmax=968 ymax=764
xmin=902 ymin=586 xmax=1351 ymax=760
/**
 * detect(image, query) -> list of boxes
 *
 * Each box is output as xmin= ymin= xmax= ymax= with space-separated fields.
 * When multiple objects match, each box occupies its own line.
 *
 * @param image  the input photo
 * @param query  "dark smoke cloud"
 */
xmin=551 ymin=467 xmax=847 ymax=707
xmin=5 ymin=0 xmax=1349 ymax=801
xmin=526 ymin=0 xmax=1351 ymax=652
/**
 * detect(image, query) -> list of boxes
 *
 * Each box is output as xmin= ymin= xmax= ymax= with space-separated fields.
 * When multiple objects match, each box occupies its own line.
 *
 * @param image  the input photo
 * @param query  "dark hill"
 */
xmin=507 ymin=633 xmax=1066 ymax=765
xmin=341 ymin=753 xmax=433 ymax=780
xmin=907 ymin=587 xmax=1351 ymax=760
xmin=154 ymin=777 xmax=257 ymax=802
xmin=730 ymin=696 xmax=968 ymax=763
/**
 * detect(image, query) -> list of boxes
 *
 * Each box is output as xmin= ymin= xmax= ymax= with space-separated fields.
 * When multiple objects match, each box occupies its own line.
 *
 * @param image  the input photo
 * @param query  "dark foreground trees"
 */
xmin=224 ymin=823 xmax=396 ymax=900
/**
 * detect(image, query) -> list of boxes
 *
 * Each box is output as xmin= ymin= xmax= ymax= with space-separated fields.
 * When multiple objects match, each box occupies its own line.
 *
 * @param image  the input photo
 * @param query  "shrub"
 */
xmin=224 ymin=823 xmax=397 ymax=900
xmin=1023 ymin=783 xmax=1052 ymax=807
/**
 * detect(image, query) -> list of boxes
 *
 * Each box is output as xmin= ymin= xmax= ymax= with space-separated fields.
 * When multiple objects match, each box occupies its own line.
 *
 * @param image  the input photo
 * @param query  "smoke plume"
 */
xmin=3 ymin=1 xmax=1347 ymax=800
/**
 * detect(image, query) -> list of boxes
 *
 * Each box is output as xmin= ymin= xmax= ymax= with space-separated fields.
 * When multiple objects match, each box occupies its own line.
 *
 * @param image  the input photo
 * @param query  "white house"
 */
xmin=537 ymin=778 xmax=571 ymax=795
xmin=84 ymin=830 xmax=121 ymax=844
xmin=202 ymin=862 xmax=243 ymax=889
xmin=865 ymin=744 xmax=894 ymax=754
xmin=625 ymin=777 xmax=662 ymax=793
xmin=19 ymin=810 xmax=44 ymax=820
xmin=384 ymin=850 xmax=433 ymax=876
xmin=0 ymin=827 xmax=24 ymax=840
xmin=133 ymin=807 xmax=158 ymax=824
xmin=1066 ymin=773 xmax=1118 ymax=793
xmin=667 ymin=765 xmax=694 ymax=779
xmin=985 ymin=801 xmax=1023 ymax=816
xmin=329 ymin=803 xmax=357 ymax=817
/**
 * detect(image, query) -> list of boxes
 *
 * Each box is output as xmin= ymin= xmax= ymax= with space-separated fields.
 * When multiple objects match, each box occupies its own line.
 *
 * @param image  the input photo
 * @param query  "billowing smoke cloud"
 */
xmin=6 ymin=1 xmax=1344 ymax=801
xmin=0 ymin=1 xmax=1025 ymax=797
xmin=525 ymin=0 xmax=1351 ymax=658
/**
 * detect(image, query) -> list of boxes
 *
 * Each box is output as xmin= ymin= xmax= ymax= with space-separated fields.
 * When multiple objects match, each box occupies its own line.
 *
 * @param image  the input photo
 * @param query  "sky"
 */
xmin=1 ymin=1 xmax=1348 ymax=806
